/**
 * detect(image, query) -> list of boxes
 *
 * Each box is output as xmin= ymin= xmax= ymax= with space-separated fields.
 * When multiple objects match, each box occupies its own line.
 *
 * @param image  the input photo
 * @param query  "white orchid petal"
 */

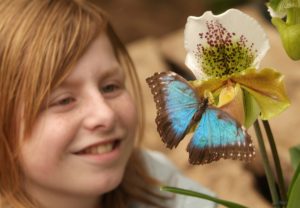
xmin=184 ymin=9 xmax=270 ymax=79
xmin=185 ymin=52 xmax=206 ymax=79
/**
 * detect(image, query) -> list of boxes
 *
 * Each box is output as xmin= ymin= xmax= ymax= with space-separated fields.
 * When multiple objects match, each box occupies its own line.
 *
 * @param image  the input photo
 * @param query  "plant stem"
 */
xmin=262 ymin=120 xmax=287 ymax=207
xmin=253 ymin=120 xmax=281 ymax=208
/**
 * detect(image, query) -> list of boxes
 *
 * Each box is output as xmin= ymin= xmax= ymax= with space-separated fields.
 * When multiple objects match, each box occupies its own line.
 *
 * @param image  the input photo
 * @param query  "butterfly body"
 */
xmin=146 ymin=71 xmax=255 ymax=165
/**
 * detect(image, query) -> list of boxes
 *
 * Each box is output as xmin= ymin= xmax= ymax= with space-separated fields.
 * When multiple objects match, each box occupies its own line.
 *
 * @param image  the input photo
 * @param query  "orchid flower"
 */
xmin=184 ymin=9 xmax=290 ymax=128
xmin=268 ymin=0 xmax=300 ymax=60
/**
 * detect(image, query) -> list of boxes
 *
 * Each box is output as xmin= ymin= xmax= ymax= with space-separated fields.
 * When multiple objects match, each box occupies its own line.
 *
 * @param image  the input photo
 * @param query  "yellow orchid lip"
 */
xmin=189 ymin=68 xmax=290 ymax=127
xmin=217 ymin=82 xmax=236 ymax=107
xmin=217 ymin=83 xmax=245 ymax=125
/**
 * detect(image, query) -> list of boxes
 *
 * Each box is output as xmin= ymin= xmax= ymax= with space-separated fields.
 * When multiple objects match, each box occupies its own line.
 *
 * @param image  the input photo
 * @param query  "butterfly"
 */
xmin=146 ymin=71 xmax=255 ymax=165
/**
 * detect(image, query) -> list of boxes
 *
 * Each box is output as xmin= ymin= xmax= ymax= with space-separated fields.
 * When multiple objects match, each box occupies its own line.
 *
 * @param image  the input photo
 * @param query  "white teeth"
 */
xmin=83 ymin=143 xmax=114 ymax=155
xmin=96 ymin=143 xmax=113 ymax=154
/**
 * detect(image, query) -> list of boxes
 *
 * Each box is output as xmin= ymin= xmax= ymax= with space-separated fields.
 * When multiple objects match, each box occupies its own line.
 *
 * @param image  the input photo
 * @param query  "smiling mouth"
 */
xmin=75 ymin=140 xmax=121 ymax=155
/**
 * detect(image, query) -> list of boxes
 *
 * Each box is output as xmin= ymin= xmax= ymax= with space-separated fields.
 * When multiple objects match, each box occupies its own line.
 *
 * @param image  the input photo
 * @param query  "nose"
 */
xmin=82 ymin=94 xmax=116 ymax=132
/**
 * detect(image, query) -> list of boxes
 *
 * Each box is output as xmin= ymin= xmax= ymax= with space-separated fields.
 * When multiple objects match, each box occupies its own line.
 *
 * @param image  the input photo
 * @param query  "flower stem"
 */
xmin=253 ymin=120 xmax=281 ymax=208
xmin=262 ymin=120 xmax=287 ymax=207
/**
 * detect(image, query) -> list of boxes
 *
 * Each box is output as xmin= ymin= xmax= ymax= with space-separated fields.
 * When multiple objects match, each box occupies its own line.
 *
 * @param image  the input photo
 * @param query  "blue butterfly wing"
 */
xmin=146 ymin=72 xmax=201 ymax=148
xmin=187 ymin=107 xmax=255 ymax=164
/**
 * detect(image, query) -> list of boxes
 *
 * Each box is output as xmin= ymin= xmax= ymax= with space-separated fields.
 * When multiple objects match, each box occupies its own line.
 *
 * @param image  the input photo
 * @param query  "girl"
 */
xmin=0 ymin=0 xmax=215 ymax=207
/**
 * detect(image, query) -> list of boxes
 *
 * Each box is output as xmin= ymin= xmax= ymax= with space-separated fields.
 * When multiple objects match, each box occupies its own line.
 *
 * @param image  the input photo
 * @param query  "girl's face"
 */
xmin=20 ymin=33 xmax=137 ymax=207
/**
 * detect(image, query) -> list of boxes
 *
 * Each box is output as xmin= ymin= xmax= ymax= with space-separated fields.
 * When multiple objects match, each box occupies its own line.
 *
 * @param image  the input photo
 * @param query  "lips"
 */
xmin=74 ymin=139 xmax=121 ymax=155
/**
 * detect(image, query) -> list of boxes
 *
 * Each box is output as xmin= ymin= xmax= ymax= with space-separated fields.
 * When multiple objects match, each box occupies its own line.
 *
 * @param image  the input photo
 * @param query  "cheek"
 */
xmin=114 ymin=93 xmax=138 ymax=143
xmin=20 ymin=117 xmax=77 ymax=173
xmin=114 ymin=93 xmax=138 ymax=136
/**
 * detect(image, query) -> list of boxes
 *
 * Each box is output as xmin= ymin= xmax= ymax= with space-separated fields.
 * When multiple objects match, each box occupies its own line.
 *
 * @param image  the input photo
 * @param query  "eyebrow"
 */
xmin=60 ymin=65 xmax=125 ymax=88
xmin=100 ymin=65 xmax=125 ymax=80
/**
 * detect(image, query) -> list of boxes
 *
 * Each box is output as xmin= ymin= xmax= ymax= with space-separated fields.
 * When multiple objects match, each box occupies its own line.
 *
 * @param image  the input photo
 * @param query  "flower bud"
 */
xmin=272 ymin=17 xmax=300 ymax=60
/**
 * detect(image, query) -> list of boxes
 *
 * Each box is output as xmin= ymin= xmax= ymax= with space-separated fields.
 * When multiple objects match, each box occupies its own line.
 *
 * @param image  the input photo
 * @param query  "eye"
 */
xmin=52 ymin=97 xmax=76 ymax=107
xmin=101 ymin=83 xmax=120 ymax=94
xmin=58 ymin=97 xmax=75 ymax=105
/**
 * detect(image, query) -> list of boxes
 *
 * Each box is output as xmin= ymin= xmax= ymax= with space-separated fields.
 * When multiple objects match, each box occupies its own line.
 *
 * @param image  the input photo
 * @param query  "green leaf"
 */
xmin=161 ymin=186 xmax=248 ymax=208
xmin=289 ymin=145 xmax=300 ymax=171
xmin=287 ymin=162 xmax=300 ymax=207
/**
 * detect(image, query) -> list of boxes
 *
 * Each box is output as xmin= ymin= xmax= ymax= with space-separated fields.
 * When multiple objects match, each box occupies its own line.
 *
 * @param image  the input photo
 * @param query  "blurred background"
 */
xmin=95 ymin=0 xmax=261 ymax=43
xmin=94 ymin=0 xmax=299 ymax=207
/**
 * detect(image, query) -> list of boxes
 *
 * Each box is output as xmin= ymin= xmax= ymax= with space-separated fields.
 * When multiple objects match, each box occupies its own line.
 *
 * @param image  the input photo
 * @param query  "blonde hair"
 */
xmin=0 ymin=0 xmax=163 ymax=207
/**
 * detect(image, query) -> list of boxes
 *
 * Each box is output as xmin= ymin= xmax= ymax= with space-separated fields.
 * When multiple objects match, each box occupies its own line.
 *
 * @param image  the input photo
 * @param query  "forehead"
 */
xmin=77 ymin=33 xmax=118 ymax=69
xmin=64 ymin=33 xmax=123 ymax=82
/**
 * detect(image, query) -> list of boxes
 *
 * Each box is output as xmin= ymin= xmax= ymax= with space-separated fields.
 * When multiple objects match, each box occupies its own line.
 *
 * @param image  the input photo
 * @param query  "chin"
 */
xmin=101 ymin=171 xmax=124 ymax=194
xmin=84 ymin=165 xmax=127 ymax=196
